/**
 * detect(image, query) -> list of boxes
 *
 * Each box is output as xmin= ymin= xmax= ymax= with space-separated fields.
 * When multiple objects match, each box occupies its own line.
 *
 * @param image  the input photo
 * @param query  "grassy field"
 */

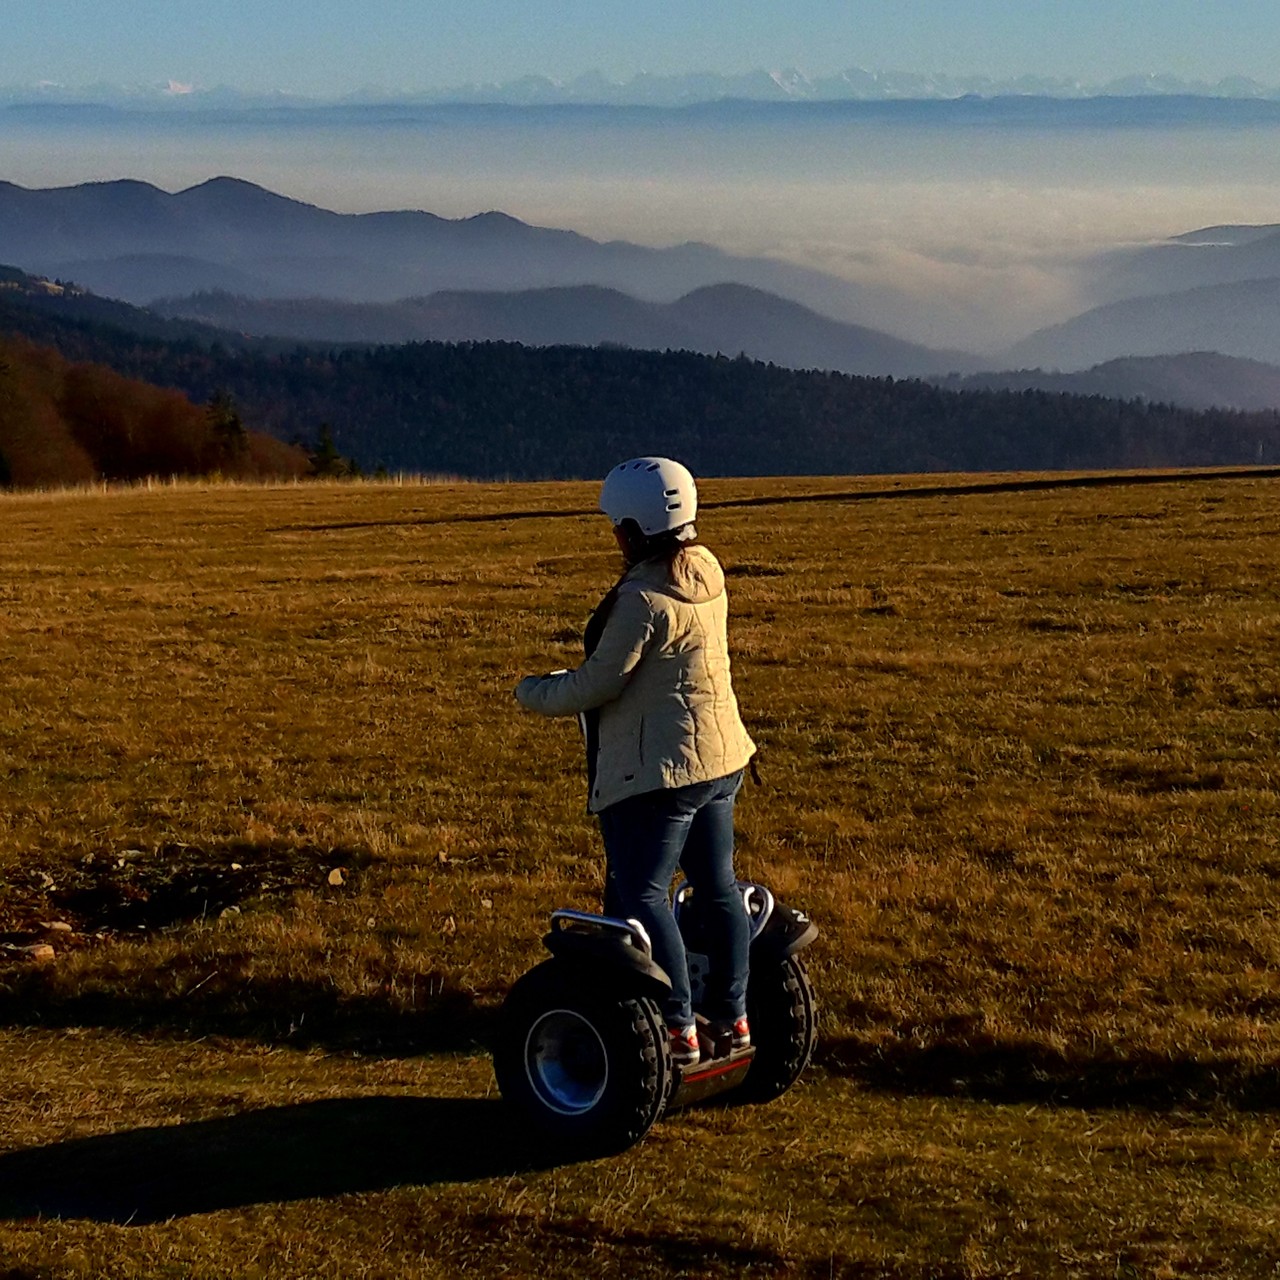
xmin=0 ymin=470 xmax=1278 ymax=1278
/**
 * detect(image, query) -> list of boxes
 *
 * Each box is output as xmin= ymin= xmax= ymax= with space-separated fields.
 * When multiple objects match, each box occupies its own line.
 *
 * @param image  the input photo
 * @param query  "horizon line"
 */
xmin=5 ymin=66 xmax=1280 ymax=109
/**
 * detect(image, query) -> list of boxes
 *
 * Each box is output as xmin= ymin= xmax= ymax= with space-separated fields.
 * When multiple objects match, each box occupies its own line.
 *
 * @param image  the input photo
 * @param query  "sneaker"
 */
xmin=668 ymin=1024 xmax=700 ymax=1068
xmin=719 ymin=1015 xmax=750 ymax=1050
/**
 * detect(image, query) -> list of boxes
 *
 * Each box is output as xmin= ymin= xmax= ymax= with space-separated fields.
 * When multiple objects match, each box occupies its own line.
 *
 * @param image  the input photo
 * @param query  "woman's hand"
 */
xmin=514 ymin=675 xmax=544 ymax=705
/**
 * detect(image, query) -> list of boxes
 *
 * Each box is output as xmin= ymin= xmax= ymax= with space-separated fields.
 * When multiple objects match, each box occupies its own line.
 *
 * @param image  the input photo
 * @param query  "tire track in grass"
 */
xmin=272 ymin=466 xmax=1280 ymax=534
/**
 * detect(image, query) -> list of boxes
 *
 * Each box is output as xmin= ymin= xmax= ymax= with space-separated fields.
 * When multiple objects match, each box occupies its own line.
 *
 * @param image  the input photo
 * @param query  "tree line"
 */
xmin=3 ymin=277 xmax=1279 ymax=480
xmin=0 ymin=334 xmax=308 ymax=488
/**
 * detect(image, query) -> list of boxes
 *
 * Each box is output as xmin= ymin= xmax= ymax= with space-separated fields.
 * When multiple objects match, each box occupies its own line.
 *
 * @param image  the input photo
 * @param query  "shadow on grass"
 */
xmin=511 ymin=1223 xmax=947 ymax=1280
xmin=818 ymin=1031 xmax=1280 ymax=1112
xmin=0 ymin=1095 xmax=569 ymax=1225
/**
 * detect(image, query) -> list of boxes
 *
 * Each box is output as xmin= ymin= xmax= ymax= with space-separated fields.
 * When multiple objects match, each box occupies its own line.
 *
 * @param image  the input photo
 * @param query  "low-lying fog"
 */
xmin=5 ymin=100 xmax=1280 ymax=352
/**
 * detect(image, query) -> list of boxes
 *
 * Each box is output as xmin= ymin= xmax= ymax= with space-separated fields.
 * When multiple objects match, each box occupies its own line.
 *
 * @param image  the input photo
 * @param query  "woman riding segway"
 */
xmin=514 ymin=456 xmax=757 ymax=1068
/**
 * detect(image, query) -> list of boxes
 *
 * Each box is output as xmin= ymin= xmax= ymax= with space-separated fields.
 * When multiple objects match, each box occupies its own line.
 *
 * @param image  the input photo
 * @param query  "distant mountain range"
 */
xmin=0 ymin=174 xmax=895 ymax=330
xmin=994 ymin=220 xmax=1280 ymax=373
xmin=1004 ymin=278 xmax=1280 ymax=371
xmin=12 ymin=262 xmax=1278 ymax=417
xmin=0 ymin=263 xmax=262 ymax=349
xmin=8 ymin=70 xmax=1280 ymax=108
xmin=1084 ymin=223 xmax=1280 ymax=306
xmin=936 ymin=352 xmax=1280 ymax=413
xmin=151 ymin=282 xmax=972 ymax=379
xmin=0 ymin=176 xmax=978 ymax=377
xmin=9 ymin=176 xmax=1280 ymax=411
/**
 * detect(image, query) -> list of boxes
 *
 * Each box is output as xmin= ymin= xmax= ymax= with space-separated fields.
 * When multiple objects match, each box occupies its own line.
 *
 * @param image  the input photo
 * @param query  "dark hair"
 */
xmin=616 ymin=518 xmax=699 ymax=568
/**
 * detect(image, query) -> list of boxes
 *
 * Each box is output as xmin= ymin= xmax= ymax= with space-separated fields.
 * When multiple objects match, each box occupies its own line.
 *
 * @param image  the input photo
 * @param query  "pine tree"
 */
xmin=205 ymin=389 xmax=247 ymax=464
xmin=309 ymin=423 xmax=347 ymax=477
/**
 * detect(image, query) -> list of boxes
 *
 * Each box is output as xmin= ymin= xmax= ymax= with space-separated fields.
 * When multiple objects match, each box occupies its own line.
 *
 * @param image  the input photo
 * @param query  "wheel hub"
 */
xmin=524 ymin=1008 xmax=609 ymax=1115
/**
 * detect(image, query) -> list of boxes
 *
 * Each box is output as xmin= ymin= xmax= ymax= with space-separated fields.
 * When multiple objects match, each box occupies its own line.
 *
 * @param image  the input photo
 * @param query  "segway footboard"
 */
xmin=667 ymin=1033 xmax=755 ymax=1110
xmin=674 ymin=882 xmax=820 ymax=1106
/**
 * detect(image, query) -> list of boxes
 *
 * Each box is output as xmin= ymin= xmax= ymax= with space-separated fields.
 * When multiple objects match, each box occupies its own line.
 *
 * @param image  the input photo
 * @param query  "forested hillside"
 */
xmin=221 ymin=342 xmax=1280 ymax=477
xmin=0 ymin=334 xmax=308 ymax=488
xmin=3 ymin=265 xmax=1278 ymax=478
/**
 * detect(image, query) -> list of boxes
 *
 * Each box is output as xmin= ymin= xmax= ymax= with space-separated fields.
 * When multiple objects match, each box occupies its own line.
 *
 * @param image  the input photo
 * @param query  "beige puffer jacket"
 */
xmin=515 ymin=544 xmax=756 ymax=812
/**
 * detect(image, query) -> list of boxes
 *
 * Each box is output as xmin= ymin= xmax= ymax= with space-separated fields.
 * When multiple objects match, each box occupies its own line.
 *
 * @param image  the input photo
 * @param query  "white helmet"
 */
xmin=599 ymin=457 xmax=698 ymax=536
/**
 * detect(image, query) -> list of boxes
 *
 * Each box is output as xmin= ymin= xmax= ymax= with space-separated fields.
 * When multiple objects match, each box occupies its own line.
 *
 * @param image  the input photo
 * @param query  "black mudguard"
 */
xmin=749 ymin=900 xmax=819 ymax=962
xmin=542 ymin=914 xmax=673 ymax=1001
xmin=676 ymin=881 xmax=818 ymax=963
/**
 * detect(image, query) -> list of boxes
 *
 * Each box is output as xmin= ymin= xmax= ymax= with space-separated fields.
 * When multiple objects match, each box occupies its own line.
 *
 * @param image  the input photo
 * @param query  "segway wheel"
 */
xmin=741 ymin=954 xmax=818 ymax=1103
xmin=493 ymin=958 xmax=673 ymax=1154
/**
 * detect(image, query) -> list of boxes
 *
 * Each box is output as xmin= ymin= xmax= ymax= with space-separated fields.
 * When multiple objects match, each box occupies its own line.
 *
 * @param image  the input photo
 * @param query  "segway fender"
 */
xmin=543 ymin=910 xmax=672 ymax=999
xmin=749 ymin=901 xmax=819 ymax=960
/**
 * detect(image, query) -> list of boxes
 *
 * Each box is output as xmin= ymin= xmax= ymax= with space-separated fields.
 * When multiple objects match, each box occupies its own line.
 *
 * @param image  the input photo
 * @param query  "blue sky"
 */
xmin=4 ymin=0 xmax=1280 ymax=94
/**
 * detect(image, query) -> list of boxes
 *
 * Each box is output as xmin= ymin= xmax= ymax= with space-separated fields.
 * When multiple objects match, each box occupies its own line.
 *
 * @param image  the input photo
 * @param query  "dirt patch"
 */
xmin=0 ymin=842 xmax=366 ymax=959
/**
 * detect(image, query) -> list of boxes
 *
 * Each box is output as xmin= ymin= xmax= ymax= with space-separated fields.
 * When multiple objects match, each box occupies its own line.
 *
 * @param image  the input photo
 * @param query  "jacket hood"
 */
xmin=627 ymin=544 xmax=725 ymax=605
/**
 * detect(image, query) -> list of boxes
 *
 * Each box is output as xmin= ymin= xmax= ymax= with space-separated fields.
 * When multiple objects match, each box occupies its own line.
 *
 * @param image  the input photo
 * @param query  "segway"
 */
xmin=493 ymin=881 xmax=818 ymax=1153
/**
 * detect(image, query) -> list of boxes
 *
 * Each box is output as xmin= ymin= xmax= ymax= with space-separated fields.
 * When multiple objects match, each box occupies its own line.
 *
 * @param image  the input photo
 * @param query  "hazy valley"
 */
xmin=9 ymin=169 xmax=1280 ymax=409
xmin=7 ymin=96 xmax=1280 ymax=480
xmin=8 ymin=95 xmax=1280 ymax=354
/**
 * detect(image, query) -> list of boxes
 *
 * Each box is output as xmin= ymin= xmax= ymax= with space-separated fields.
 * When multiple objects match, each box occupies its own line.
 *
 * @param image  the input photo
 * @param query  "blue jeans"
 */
xmin=598 ymin=770 xmax=748 ymax=1029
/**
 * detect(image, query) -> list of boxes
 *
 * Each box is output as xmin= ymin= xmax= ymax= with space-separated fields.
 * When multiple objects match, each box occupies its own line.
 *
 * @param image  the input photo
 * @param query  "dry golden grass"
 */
xmin=1 ymin=469 xmax=1279 ymax=1277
